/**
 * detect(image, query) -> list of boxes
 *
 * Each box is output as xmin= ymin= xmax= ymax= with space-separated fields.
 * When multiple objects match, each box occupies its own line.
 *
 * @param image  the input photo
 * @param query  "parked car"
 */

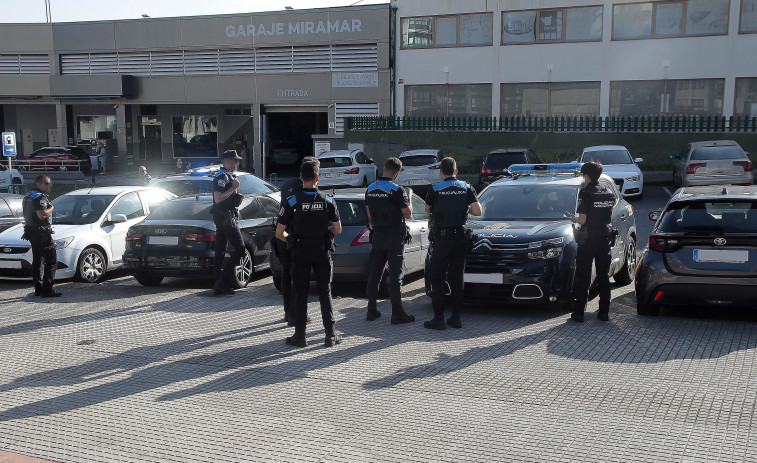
xmin=394 ymin=149 xmax=441 ymax=198
xmin=578 ymin=145 xmax=644 ymax=199
xmin=123 ymin=193 xmax=278 ymax=287
xmin=150 ymin=166 xmax=279 ymax=198
xmin=672 ymin=140 xmax=753 ymax=188
xmin=0 ymin=164 xmax=24 ymax=193
xmin=20 ymin=146 xmax=93 ymax=174
xmin=268 ymin=141 xmax=299 ymax=167
xmin=428 ymin=163 xmax=637 ymax=310
xmin=316 ymin=150 xmax=379 ymax=189
xmin=0 ymin=187 xmax=175 ymax=282
xmin=478 ymin=149 xmax=540 ymax=191
xmin=635 ymin=185 xmax=757 ymax=316
xmin=0 ymin=193 xmax=24 ymax=234
xmin=270 ymin=188 xmax=430 ymax=290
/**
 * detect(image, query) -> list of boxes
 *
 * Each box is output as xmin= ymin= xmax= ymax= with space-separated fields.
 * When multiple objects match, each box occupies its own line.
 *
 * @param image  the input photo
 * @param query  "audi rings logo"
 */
xmin=714 ymin=238 xmax=727 ymax=246
xmin=154 ymin=229 xmax=168 ymax=235
xmin=473 ymin=238 xmax=493 ymax=251
xmin=2 ymin=247 xmax=12 ymax=253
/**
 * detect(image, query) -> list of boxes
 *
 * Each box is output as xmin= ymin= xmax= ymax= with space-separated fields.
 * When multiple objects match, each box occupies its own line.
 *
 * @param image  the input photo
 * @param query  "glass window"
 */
xmin=610 ymin=80 xmax=666 ymax=116
xmin=336 ymin=200 xmax=368 ymax=227
xmin=656 ymin=2 xmax=684 ymax=35
xmin=686 ymin=0 xmax=730 ymax=36
xmin=502 ymin=10 xmax=537 ymax=44
xmin=539 ymin=10 xmax=564 ymax=41
xmin=478 ymin=185 xmax=579 ymax=221
xmin=110 ymin=192 xmax=145 ymax=220
xmin=580 ymin=150 xmax=633 ymax=165
xmin=402 ymin=17 xmax=433 ymax=48
xmin=406 ymin=85 xmax=491 ymax=117
xmin=659 ymin=200 xmax=757 ymax=233
xmin=459 ymin=14 xmax=493 ymax=46
xmin=257 ymin=196 xmax=281 ymax=217
xmin=435 ymin=17 xmax=458 ymax=45
xmin=320 ymin=157 xmax=353 ymax=168
xmin=147 ymin=200 xmax=212 ymax=220
xmin=141 ymin=189 xmax=172 ymax=214
xmin=77 ymin=115 xmax=116 ymax=142
xmin=405 ymin=85 xmax=447 ymax=117
xmin=448 ymin=85 xmax=492 ymax=117
xmin=566 ymin=6 xmax=603 ymax=41
xmin=742 ymin=0 xmax=757 ymax=33
xmin=690 ymin=146 xmax=747 ymax=160
xmin=667 ymin=80 xmax=724 ymax=115
xmin=6 ymin=198 xmax=23 ymax=216
xmin=51 ymin=195 xmax=116 ymax=225
xmin=550 ymin=82 xmax=601 ymax=116
xmin=501 ymin=83 xmax=549 ymax=117
xmin=239 ymin=198 xmax=262 ymax=220
xmin=735 ymin=78 xmax=757 ymax=117
xmin=237 ymin=175 xmax=277 ymax=195
xmin=0 ymin=200 xmax=12 ymax=218
xmin=411 ymin=195 xmax=430 ymax=221
xmin=172 ymin=116 xmax=218 ymax=158
xmin=400 ymin=155 xmax=438 ymax=167
xmin=613 ymin=3 xmax=653 ymax=39
xmin=485 ymin=152 xmax=528 ymax=170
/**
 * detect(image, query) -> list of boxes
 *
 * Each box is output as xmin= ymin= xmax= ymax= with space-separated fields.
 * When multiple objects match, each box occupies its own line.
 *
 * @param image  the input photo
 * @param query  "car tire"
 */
xmin=272 ymin=275 xmax=282 ymax=292
xmin=76 ymin=247 xmax=107 ymax=283
xmin=231 ymin=247 xmax=254 ymax=289
xmin=637 ymin=303 xmax=660 ymax=316
xmin=135 ymin=272 xmax=164 ymax=286
xmin=615 ymin=238 xmax=636 ymax=286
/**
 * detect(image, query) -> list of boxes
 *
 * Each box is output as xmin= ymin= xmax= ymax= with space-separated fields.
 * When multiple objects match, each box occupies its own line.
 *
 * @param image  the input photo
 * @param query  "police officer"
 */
xmin=364 ymin=157 xmax=415 ymax=325
xmin=22 ymin=175 xmax=61 ymax=298
xmin=275 ymin=156 xmax=317 ymax=325
xmin=212 ymin=150 xmax=245 ymax=296
xmin=424 ymin=157 xmax=481 ymax=330
xmin=570 ymin=161 xmax=615 ymax=322
xmin=276 ymin=160 xmax=342 ymax=348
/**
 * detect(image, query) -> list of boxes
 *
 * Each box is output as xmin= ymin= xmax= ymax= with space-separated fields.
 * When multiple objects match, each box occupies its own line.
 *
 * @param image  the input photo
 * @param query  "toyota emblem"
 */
xmin=714 ymin=238 xmax=727 ymax=246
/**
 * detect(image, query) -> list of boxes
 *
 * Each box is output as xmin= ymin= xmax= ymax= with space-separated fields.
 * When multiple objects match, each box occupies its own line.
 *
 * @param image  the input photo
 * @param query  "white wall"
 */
xmin=393 ymin=0 xmax=757 ymax=117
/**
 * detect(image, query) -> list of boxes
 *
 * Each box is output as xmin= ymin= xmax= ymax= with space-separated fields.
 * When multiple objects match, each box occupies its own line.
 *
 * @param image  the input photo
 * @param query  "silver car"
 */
xmin=672 ymin=140 xmax=753 ymax=188
xmin=394 ymin=149 xmax=441 ymax=197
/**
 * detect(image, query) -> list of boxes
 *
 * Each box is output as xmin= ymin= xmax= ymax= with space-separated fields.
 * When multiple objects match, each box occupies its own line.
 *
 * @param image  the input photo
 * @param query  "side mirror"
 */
xmin=109 ymin=213 xmax=128 ymax=224
xmin=648 ymin=211 xmax=661 ymax=222
xmin=634 ymin=158 xmax=644 ymax=163
xmin=745 ymin=151 xmax=750 ymax=156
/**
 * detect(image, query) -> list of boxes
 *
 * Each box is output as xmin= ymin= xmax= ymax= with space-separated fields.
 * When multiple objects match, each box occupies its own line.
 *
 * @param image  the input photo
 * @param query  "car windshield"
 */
xmin=477 ymin=185 xmax=579 ymax=221
xmin=336 ymin=199 xmax=368 ymax=227
xmin=146 ymin=200 xmax=214 ymax=220
xmin=153 ymin=175 xmax=277 ymax=197
xmin=51 ymin=194 xmax=116 ymax=225
xmin=320 ymin=157 xmax=353 ymax=168
xmin=6 ymin=198 xmax=23 ymax=216
xmin=690 ymin=146 xmax=745 ymax=160
xmin=659 ymin=200 xmax=757 ymax=233
xmin=401 ymin=155 xmax=438 ymax=167
xmin=485 ymin=153 xmax=527 ymax=170
xmin=581 ymin=150 xmax=632 ymax=165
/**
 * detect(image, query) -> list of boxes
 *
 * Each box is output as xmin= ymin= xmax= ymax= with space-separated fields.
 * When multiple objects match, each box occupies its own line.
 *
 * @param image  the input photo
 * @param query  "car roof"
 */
xmin=63 ymin=186 xmax=164 ymax=196
xmin=154 ymin=171 xmax=253 ymax=181
xmin=583 ymin=145 xmax=628 ymax=152
xmin=400 ymin=149 xmax=439 ymax=156
xmin=488 ymin=148 xmax=528 ymax=155
xmin=493 ymin=173 xmax=615 ymax=187
xmin=671 ymin=185 xmax=757 ymax=202
xmin=318 ymin=150 xmax=358 ymax=158
xmin=0 ymin=193 xmax=23 ymax=199
xmin=688 ymin=140 xmax=741 ymax=148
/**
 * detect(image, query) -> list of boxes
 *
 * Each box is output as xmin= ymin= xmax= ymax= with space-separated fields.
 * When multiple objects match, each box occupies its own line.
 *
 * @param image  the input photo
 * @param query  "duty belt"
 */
xmin=435 ymin=227 xmax=465 ymax=237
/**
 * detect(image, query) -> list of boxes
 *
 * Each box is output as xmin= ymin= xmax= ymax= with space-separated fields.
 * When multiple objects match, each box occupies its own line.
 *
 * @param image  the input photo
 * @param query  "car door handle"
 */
xmin=420 ymin=227 xmax=427 ymax=232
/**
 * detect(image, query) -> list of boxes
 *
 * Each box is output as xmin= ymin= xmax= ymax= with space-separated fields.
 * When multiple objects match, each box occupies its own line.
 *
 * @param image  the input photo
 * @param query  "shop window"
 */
xmin=172 ymin=116 xmax=218 ymax=158
xmin=402 ymin=13 xmax=492 ymax=48
xmin=741 ymin=0 xmax=757 ymax=33
xmin=405 ymin=84 xmax=492 ymax=117
xmin=734 ymin=78 xmax=757 ymax=117
xmin=501 ymin=82 xmax=599 ymax=117
xmin=610 ymin=79 xmax=724 ymax=116
xmin=613 ymin=0 xmax=730 ymax=40
xmin=77 ymin=115 xmax=116 ymax=142
xmin=502 ymin=6 xmax=602 ymax=44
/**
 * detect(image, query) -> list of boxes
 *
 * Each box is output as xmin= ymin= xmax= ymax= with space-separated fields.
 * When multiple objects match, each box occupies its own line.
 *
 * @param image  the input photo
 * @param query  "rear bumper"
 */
xmin=684 ymin=173 xmax=753 ymax=186
xmin=270 ymin=248 xmax=371 ymax=281
xmin=123 ymin=251 xmax=215 ymax=278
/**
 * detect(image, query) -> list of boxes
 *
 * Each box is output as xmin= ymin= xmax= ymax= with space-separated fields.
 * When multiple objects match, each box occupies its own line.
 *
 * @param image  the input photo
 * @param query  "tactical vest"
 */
xmin=431 ymin=178 xmax=471 ymax=228
xmin=366 ymin=179 xmax=403 ymax=229
xmin=23 ymin=190 xmax=51 ymax=227
xmin=585 ymin=185 xmax=615 ymax=234
xmin=288 ymin=190 xmax=332 ymax=239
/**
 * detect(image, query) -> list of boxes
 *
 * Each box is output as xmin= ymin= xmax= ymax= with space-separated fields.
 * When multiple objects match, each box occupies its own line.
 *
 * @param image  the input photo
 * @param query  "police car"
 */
xmin=425 ymin=163 xmax=638 ymax=310
xmin=149 ymin=164 xmax=279 ymax=198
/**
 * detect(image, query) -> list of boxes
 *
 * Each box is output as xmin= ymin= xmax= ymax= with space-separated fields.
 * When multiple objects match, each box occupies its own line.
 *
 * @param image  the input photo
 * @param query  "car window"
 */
xmin=411 ymin=195 xmax=430 ymax=221
xmin=153 ymin=179 xmax=213 ymax=197
xmin=659 ymin=200 xmax=757 ymax=233
xmin=0 ymin=200 xmax=13 ymax=218
xmin=320 ymin=157 xmax=353 ymax=168
xmin=257 ymin=196 xmax=280 ymax=217
xmin=239 ymin=198 xmax=263 ymax=220
xmin=147 ymin=200 xmax=212 ymax=220
xmin=110 ymin=192 xmax=145 ymax=220
xmin=690 ymin=146 xmax=746 ymax=161
xmin=237 ymin=174 xmax=278 ymax=195
xmin=336 ymin=200 xmax=368 ymax=226
xmin=141 ymin=189 xmax=172 ymax=214
xmin=581 ymin=150 xmax=632 ymax=165
xmin=6 ymin=198 xmax=23 ymax=216
xmin=401 ymin=155 xmax=438 ymax=167
xmin=478 ymin=185 xmax=579 ymax=220
xmin=52 ymin=194 xmax=116 ymax=225
xmin=484 ymin=153 xmax=528 ymax=170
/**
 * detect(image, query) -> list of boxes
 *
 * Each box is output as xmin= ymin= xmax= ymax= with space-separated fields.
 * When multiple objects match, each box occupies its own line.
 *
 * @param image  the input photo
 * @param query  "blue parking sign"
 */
xmin=2 ymin=132 xmax=17 ymax=157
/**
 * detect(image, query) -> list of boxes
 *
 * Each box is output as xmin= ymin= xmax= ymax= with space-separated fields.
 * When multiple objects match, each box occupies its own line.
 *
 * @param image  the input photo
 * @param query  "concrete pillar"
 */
xmin=54 ymin=103 xmax=69 ymax=145
xmin=116 ymin=104 xmax=128 ymax=172
xmin=328 ymin=104 xmax=337 ymax=136
xmin=252 ymin=103 xmax=264 ymax=178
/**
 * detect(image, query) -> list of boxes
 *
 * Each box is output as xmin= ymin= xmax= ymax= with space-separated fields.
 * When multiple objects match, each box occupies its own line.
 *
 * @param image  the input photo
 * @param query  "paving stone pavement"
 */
xmin=0 ymin=273 xmax=755 ymax=463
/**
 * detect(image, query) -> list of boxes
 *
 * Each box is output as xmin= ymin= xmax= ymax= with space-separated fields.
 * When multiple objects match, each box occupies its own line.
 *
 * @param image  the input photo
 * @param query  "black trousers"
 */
xmin=292 ymin=241 xmax=335 ymax=336
xmin=366 ymin=231 xmax=405 ymax=314
xmin=213 ymin=222 xmax=245 ymax=286
xmin=429 ymin=233 xmax=467 ymax=317
xmin=275 ymin=239 xmax=294 ymax=316
xmin=572 ymin=236 xmax=612 ymax=317
xmin=28 ymin=228 xmax=57 ymax=293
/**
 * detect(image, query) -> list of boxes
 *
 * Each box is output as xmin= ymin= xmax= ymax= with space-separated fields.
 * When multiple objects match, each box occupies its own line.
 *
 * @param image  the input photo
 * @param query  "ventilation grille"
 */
xmin=0 ymin=54 xmax=50 ymax=75
xmin=335 ymin=103 xmax=379 ymax=134
xmin=60 ymin=44 xmax=378 ymax=76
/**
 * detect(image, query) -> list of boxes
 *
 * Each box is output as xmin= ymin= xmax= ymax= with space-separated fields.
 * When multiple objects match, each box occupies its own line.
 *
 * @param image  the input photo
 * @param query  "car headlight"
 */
xmin=626 ymin=175 xmax=640 ymax=182
xmin=54 ymin=236 xmax=74 ymax=250
xmin=527 ymin=237 xmax=565 ymax=259
xmin=527 ymin=237 xmax=564 ymax=249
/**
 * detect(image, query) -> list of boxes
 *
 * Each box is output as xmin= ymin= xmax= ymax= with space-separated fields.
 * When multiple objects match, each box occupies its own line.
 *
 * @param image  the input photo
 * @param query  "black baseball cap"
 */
xmin=221 ymin=150 xmax=243 ymax=160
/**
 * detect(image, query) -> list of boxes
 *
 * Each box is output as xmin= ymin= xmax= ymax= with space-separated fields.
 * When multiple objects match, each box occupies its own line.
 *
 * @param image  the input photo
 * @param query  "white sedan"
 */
xmin=0 ymin=186 xmax=175 ymax=283
xmin=317 ymin=150 xmax=378 ymax=188
xmin=578 ymin=145 xmax=644 ymax=199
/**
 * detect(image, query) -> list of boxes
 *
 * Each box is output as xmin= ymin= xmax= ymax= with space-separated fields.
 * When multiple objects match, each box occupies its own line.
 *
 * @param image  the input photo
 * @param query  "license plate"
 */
xmin=693 ymin=249 xmax=749 ymax=263
xmin=409 ymin=179 xmax=426 ymax=185
xmin=464 ymin=273 xmax=504 ymax=284
xmin=147 ymin=236 xmax=179 ymax=246
xmin=0 ymin=260 xmax=22 ymax=269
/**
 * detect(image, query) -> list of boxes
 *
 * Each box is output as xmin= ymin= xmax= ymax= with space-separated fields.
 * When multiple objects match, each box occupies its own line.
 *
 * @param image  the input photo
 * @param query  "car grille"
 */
xmin=467 ymin=247 xmax=532 ymax=266
xmin=464 ymin=283 xmax=514 ymax=299
xmin=0 ymin=246 xmax=30 ymax=254
xmin=614 ymin=179 xmax=625 ymax=190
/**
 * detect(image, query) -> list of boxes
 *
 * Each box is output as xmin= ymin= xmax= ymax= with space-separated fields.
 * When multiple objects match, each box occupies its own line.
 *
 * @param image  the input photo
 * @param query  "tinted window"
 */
xmin=110 ymin=192 xmax=145 ymax=220
xmin=401 ymin=155 xmax=438 ymax=167
xmin=6 ymin=198 xmax=22 ymax=216
xmin=411 ymin=195 xmax=430 ymax=220
xmin=52 ymin=195 xmax=116 ymax=225
xmin=580 ymin=150 xmax=632 ymax=165
xmin=239 ymin=199 xmax=262 ymax=220
xmin=659 ymin=201 xmax=757 ymax=233
xmin=0 ymin=200 xmax=12 ymax=218
xmin=690 ymin=146 xmax=746 ymax=161
xmin=257 ymin=196 xmax=280 ymax=217
xmin=153 ymin=179 xmax=213 ymax=197
xmin=141 ymin=189 xmax=173 ymax=214
xmin=484 ymin=153 xmax=528 ymax=170
xmin=320 ymin=157 xmax=353 ymax=168
xmin=478 ymin=185 xmax=579 ymax=220
xmin=336 ymin=200 xmax=368 ymax=226
xmin=237 ymin=175 xmax=278 ymax=194
xmin=147 ymin=200 xmax=213 ymax=220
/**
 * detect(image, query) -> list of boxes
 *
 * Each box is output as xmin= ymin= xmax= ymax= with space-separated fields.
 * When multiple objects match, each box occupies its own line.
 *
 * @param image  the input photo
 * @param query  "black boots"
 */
xmin=40 ymin=290 xmax=62 ymax=298
xmin=286 ymin=334 xmax=307 ymax=348
xmin=325 ymin=332 xmax=342 ymax=347
xmin=366 ymin=309 xmax=381 ymax=321
xmin=446 ymin=314 xmax=462 ymax=329
xmin=423 ymin=315 xmax=446 ymax=330
xmin=213 ymin=280 xmax=234 ymax=296
xmin=390 ymin=312 xmax=415 ymax=325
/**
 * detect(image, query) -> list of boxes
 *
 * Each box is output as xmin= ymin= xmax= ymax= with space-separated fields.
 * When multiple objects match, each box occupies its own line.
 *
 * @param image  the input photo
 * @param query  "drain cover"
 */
xmin=76 ymin=340 xmax=96 ymax=346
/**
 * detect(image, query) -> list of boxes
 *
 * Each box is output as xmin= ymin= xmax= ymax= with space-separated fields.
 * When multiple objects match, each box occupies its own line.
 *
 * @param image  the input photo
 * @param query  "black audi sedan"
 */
xmin=123 ymin=193 xmax=279 ymax=287
xmin=635 ymin=185 xmax=757 ymax=316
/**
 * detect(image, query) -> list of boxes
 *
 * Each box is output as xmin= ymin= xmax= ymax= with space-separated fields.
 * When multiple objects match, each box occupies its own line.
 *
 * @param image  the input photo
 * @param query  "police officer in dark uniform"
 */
xmin=274 ymin=156 xmax=317 ymax=325
xmin=22 ymin=175 xmax=61 ymax=298
xmin=424 ymin=157 xmax=481 ymax=330
xmin=276 ymin=160 xmax=342 ymax=348
xmin=570 ymin=161 xmax=616 ymax=322
xmin=365 ymin=157 xmax=415 ymax=325
xmin=212 ymin=150 xmax=245 ymax=296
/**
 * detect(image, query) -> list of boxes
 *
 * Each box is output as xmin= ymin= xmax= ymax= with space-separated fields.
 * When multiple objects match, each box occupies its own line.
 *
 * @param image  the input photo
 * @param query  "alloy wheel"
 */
xmin=81 ymin=252 xmax=104 ymax=282
xmin=234 ymin=249 xmax=253 ymax=287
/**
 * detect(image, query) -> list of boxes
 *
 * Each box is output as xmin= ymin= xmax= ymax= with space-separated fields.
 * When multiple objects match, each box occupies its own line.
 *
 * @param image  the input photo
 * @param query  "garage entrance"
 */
xmin=264 ymin=109 xmax=328 ymax=176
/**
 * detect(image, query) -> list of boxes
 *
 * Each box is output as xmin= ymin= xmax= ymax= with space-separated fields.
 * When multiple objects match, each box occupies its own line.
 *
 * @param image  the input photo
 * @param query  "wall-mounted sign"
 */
xmin=226 ymin=19 xmax=363 ymax=38
xmin=314 ymin=141 xmax=331 ymax=156
xmin=332 ymin=72 xmax=379 ymax=88
xmin=277 ymin=89 xmax=310 ymax=97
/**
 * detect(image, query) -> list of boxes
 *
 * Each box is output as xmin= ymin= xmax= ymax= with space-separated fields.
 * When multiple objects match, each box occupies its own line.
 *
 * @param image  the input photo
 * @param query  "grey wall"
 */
xmin=3 ymin=104 xmax=57 ymax=155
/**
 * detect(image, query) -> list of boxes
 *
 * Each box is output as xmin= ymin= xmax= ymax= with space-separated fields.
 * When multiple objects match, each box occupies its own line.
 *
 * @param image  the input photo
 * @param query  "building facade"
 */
xmin=394 ymin=0 xmax=757 ymax=120
xmin=0 ymin=4 xmax=391 ymax=174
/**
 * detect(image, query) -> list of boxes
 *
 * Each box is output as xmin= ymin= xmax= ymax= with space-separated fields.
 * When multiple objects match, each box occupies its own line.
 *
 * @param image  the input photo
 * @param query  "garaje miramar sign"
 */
xmin=226 ymin=19 xmax=363 ymax=38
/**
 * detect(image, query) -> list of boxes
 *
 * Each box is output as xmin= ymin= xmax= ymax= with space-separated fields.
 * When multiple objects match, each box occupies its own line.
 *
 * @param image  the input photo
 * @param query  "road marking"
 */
xmin=662 ymin=186 xmax=672 ymax=196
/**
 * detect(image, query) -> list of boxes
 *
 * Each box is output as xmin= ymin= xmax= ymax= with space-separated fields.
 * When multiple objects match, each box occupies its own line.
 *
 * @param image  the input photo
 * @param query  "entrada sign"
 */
xmin=226 ymin=19 xmax=363 ymax=38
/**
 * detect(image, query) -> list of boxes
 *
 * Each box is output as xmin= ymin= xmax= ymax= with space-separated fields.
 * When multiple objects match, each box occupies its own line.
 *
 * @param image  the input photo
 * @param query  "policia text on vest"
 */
xmin=21 ymin=175 xmax=62 ymax=298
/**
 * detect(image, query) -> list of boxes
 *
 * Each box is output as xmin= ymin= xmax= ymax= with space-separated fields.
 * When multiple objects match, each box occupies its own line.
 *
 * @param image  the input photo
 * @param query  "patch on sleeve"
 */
xmin=39 ymin=199 xmax=47 ymax=208
xmin=218 ymin=180 xmax=226 ymax=188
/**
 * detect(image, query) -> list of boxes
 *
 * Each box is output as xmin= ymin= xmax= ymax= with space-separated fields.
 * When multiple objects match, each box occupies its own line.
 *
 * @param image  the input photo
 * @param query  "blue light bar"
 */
xmin=508 ymin=163 xmax=583 ymax=175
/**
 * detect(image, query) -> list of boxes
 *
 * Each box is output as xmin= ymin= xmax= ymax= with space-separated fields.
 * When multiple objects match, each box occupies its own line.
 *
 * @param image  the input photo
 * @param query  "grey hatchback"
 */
xmin=635 ymin=185 xmax=757 ymax=315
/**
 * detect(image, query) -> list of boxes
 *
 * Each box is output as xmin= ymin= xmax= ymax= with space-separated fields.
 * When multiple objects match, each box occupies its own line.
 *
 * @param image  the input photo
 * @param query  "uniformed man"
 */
xmin=364 ymin=157 xmax=415 ymax=325
xmin=138 ymin=166 xmax=153 ymax=186
xmin=212 ymin=150 xmax=245 ymax=296
xmin=570 ymin=161 xmax=615 ymax=322
xmin=22 ymin=175 xmax=61 ymax=298
xmin=276 ymin=160 xmax=343 ymax=348
xmin=275 ymin=156 xmax=317 ymax=325
xmin=424 ymin=157 xmax=482 ymax=330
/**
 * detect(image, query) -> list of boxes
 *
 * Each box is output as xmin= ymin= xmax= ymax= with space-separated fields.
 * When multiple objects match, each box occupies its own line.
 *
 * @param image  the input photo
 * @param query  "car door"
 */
xmin=105 ymin=192 xmax=147 ymax=265
xmin=254 ymin=195 xmax=280 ymax=268
xmin=238 ymin=198 xmax=271 ymax=269
xmin=599 ymin=180 xmax=627 ymax=274
xmin=408 ymin=194 xmax=431 ymax=272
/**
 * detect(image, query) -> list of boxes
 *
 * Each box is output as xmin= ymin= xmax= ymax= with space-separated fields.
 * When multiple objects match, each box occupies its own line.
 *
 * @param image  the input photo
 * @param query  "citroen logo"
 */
xmin=473 ymin=238 xmax=493 ymax=251
xmin=714 ymin=238 xmax=727 ymax=246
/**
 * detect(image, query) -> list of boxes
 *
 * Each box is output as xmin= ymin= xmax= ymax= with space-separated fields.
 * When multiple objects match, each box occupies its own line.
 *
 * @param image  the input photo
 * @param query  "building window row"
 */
xmin=502 ymin=6 xmax=603 ymax=44
xmin=401 ymin=13 xmax=493 ymax=48
xmin=612 ymin=0 xmax=731 ymax=40
xmin=404 ymin=78 xmax=757 ymax=118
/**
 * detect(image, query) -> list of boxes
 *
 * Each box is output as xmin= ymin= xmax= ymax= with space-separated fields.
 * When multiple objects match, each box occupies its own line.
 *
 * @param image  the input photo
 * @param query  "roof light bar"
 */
xmin=508 ymin=163 xmax=583 ymax=176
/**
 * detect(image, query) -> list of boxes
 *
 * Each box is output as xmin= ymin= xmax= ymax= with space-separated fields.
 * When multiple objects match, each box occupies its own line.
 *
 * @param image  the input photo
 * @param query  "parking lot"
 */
xmin=0 ymin=183 xmax=755 ymax=462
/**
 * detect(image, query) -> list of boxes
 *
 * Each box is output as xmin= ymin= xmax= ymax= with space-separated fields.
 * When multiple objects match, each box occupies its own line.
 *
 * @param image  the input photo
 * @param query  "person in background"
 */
xmin=97 ymin=142 xmax=107 ymax=175
xmin=173 ymin=158 xmax=185 ymax=174
xmin=138 ymin=166 xmax=153 ymax=186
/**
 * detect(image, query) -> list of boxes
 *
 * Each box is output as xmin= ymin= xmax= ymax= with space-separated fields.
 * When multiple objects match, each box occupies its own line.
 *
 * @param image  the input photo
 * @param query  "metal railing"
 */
xmin=13 ymin=159 xmax=90 ymax=172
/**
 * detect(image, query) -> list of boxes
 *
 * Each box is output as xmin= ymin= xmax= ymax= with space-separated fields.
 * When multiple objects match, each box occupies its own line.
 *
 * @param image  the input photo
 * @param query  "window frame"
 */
xmin=405 ymin=83 xmax=493 ymax=118
xmin=740 ymin=0 xmax=757 ymax=34
xmin=612 ymin=0 xmax=731 ymax=41
xmin=401 ymin=12 xmax=493 ymax=49
xmin=108 ymin=192 xmax=145 ymax=221
xmin=500 ymin=81 xmax=601 ymax=117
xmin=171 ymin=115 xmax=219 ymax=159
xmin=734 ymin=77 xmax=757 ymax=117
xmin=501 ymin=5 xmax=604 ymax=45
xmin=609 ymin=78 xmax=726 ymax=116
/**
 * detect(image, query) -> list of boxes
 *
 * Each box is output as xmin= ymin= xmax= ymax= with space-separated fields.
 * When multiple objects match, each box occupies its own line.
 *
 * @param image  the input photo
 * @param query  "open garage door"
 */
xmin=264 ymin=108 xmax=327 ymax=176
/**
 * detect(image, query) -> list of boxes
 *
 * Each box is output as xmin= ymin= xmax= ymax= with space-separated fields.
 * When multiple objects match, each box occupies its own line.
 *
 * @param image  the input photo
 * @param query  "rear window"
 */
xmin=6 ymin=198 xmax=22 ymax=216
xmin=485 ymin=153 xmax=527 ymax=170
xmin=659 ymin=200 xmax=757 ymax=233
xmin=690 ymin=146 xmax=746 ymax=161
xmin=336 ymin=200 xmax=368 ymax=227
xmin=320 ymin=157 xmax=353 ymax=168
xmin=147 ymin=200 xmax=213 ymax=220
xmin=237 ymin=175 xmax=278 ymax=194
xmin=400 ymin=155 xmax=438 ymax=167
xmin=153 ymin=179 xmax=214 ymax=197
